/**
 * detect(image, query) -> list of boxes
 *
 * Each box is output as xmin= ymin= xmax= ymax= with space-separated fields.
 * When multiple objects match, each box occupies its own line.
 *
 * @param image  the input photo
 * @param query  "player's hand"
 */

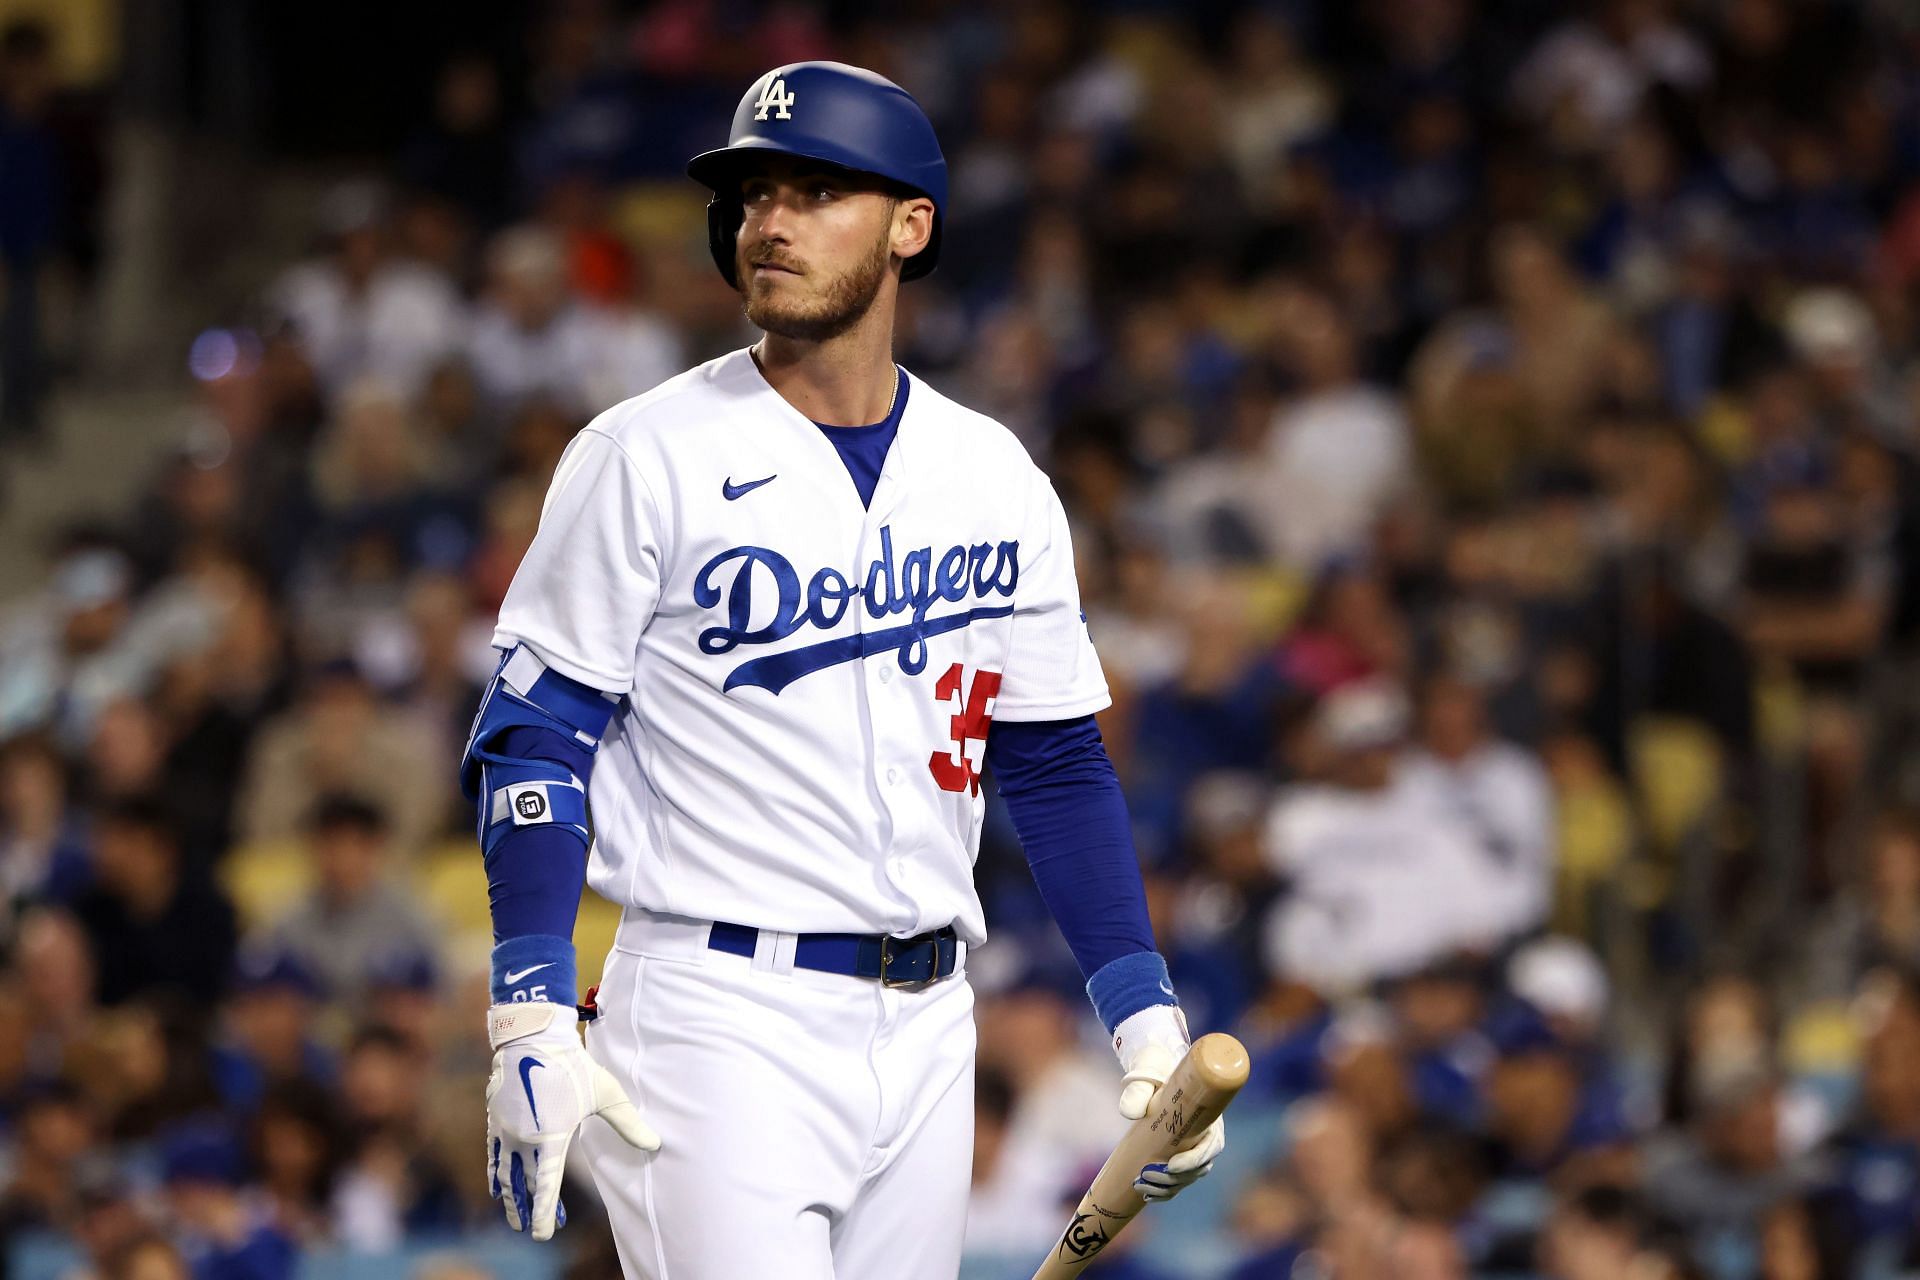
xmin=486 ymin=1001 xmax=660 ymax=1240
xmin=1111 ymin=1004 xmax=1227 ymax=1202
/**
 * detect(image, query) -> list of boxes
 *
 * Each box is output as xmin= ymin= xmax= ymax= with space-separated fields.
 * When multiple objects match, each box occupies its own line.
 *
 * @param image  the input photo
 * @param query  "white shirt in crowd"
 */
xmin=271 ymin=260 xmax=467 ymax=398
xmin=1261 ymin=759 xmax=1526 ymax=992
xmin=1261 ymin=385 xmax=1410 ymax=571
xmin=464 ymin=302 xmax=685 ymax=416
xmin=1400 ymin=740 xmax=1556 ymax=943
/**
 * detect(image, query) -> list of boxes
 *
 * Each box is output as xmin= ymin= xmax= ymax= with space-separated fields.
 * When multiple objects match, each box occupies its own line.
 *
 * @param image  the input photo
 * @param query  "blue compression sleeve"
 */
xmin=487 ymin=725 xmax=591 ymax=942
xmin=988 ymin=715 xmax=1169 ymax=1031
xmin=484 ymin=725 xmax=590 ymax=1004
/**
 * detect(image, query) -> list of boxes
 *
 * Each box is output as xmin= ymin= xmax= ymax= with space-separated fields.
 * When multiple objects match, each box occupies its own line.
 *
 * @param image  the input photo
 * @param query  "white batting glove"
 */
xmin=1111 ymin=1004 xmax=1227 ymax=1201
xmin=486 ymin=1001 xmax=660 ymax=1240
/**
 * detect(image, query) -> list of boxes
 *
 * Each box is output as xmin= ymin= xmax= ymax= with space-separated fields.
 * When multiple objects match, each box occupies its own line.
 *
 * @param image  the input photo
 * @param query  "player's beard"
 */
xmin=741 ymin=227 xmax=891 ymax=344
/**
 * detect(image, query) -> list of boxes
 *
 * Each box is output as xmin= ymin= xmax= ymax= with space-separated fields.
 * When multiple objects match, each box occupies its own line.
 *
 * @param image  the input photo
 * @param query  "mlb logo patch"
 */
xmin=508 ymin=784 xmax=551 ymax=825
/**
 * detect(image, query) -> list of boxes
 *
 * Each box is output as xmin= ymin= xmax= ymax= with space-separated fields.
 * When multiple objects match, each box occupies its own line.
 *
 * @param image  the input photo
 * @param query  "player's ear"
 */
xmin=891 ymin=196 xmax=934 ymax=266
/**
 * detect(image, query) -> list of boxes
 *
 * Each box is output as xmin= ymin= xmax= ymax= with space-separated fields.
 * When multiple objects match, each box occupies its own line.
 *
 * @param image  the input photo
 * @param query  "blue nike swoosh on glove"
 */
xmin=519 ymin=1056 xmax=545 ymax=1126
xmin=723 ymin=474 xmax=776 ymax=500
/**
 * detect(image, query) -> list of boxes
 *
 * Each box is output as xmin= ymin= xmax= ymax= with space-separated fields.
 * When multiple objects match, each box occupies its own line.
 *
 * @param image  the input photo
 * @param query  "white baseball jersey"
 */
xmin=492 ymin=347 xmax=1110 ymax=947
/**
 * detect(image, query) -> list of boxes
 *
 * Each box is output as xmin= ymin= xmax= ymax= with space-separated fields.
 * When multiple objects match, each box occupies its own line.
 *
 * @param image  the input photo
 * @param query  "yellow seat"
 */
xmin=1755 ymin=668 xmax=1810 ymax=761
xmin=574 ymin=892 xmax=624 ymax=993
xmin=415 ymin=839 xmax=494 ymax=943
xmin=1629 ymin=716 xmax=1723 ymax=853
xmin=412 ymin=839 xmax=625 ymax=990
xmin=612 ymin=183 xmax=709 ymax=249
xmin=1783 ymin=1000 xmax=1860 ymax=1079
xmin=221 ymin=838 xmax=313 ymax=931
xmin=1552 ymin=771 xmax=1634 ymax=933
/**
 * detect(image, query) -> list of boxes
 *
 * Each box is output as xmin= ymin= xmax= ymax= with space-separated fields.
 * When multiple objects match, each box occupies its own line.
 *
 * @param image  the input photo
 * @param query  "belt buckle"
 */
xmin=880 ymin=933 xmax=935 ymax=989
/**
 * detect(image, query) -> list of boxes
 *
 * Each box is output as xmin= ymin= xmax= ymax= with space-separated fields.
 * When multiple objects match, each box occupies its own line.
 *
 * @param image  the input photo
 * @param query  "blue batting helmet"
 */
xmin=687 ymin=62 xmax=947 ymax=288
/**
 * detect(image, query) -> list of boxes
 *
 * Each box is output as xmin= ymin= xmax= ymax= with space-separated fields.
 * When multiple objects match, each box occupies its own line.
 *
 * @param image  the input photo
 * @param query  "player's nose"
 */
xmin=753 ymin=196 xmax=798 ymax=243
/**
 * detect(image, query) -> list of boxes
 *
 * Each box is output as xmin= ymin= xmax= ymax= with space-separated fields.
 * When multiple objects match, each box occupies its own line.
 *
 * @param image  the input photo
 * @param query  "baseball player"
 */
xmin=461 ymin=62 xmax=1226 ymax=1279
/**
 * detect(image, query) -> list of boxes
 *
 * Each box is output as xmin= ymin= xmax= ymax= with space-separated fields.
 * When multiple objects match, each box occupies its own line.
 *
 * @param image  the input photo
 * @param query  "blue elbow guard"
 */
xmin=462 ymin=646 xmax=620 ymax=856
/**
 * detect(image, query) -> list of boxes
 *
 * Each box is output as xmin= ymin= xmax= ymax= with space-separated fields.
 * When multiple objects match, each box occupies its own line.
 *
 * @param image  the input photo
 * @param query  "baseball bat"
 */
xmin=1029 ymin=1032 xmax=1251 ymax=1280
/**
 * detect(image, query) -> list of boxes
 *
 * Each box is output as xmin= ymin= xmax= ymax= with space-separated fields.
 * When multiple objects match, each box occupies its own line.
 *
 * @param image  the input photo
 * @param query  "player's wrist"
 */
xmin=490 ymin=934 xmax=578 ymax=1008
xmin=1113 ymin=1004 xmax=1191 ymax=1074
xmin=488 ymin=997 xmax=574 ymax=1049
xmin=1086 ymin=950 xmax=1179 ymax=1036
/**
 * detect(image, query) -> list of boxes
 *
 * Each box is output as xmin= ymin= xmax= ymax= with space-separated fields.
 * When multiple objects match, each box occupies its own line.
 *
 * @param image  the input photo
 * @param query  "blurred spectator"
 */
xmin=1149 ymin=375 xmax=1287 ymax=568
xmin=967 ymin=985 xmax=1126 ymax=1255
xmin=1802 ymin=810 xmax=1920 ymax=1005
xmin=160 ymin=1120 xmax=298 ymax=1280
xmin=0 ymin=544 xmax=143 ymax=749
xmin=1155 ymin=771 xmax=1278 ymax=1033
xmin=1511 ymin=0 xmax=1710 ymax=148
xmin=1643 ymin=1056 xmax=1829 ymax=1278
xmin=400 ymin=54 xmax=514 ymax=232
xmin=1538 ymin=1183 xmax=1658 ymax=1280
xmin=1263 ymin=678 xmax=1511 ymax=990
xmin=72 ymin=796 xmax=236 ymax=1006
xmin=259 ymin=793 xmax=437 ymax=1004
xmin=0 ymin=731 xmax=90 ymax=938
xmin=385 ymin=572 xmax=490 ymax=815
xmin=269 ymin=180 xmax=466 ymax=399
xmin=462 ymin=224 xmax=680 ymax=416
xmin=302 ymin=374 xmax=472 ymax=603
xmin=1225 ymin=1164 xmax=1317 ymax=1280
xmin=237 ymin=661 xmax=447 ymax=857
xmin=1219 ymin=10 xmax=1332 ymax=204
xmin=1757 ymin=1193 xmax=1856 ymax=1280
xmin=0 ymin=1081 xmax=94 ymax=1235
xmin=103 ymin=1234 xmax=196 ymax=1280
xmin=1402 ymin=670 xmax=1556 ymax=944
xmin=330 ymin=1026 xmax=463 ymax=1250
xmin=210 ymin=945 xmax=334 ymax=1113
xmin=360 ymin=947 xmax=444 ymax=1055
xmin=1120 ymin=573 xmax=1279 ymax=859
xmin=249 ymin=1081 xmax=347 ymax=1245
xmin=413 ymin=359 xmax=489 ymax=491
xmin=1823 ymin=968 xmax=1920 ymax=1268
xmin=1260 ymin=285 xmax=1411 ymax=571
xmin=1274 ymin=564 xmax=1408 ymax=699
xmin=1784 ymin=290 xmax=1906 ymax=443
xmin=13 ymin=905 xmax=97 ymax=1067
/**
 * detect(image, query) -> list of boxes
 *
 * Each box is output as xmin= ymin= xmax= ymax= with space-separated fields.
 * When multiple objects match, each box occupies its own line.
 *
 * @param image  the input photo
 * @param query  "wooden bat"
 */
xmin=1030 ymin=1033 xmax=1251 ymax=1280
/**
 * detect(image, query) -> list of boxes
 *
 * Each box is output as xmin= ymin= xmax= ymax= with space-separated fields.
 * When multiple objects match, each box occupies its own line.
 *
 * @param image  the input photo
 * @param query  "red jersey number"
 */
xmin=929 ymin=663 xmax=1002 ymax=796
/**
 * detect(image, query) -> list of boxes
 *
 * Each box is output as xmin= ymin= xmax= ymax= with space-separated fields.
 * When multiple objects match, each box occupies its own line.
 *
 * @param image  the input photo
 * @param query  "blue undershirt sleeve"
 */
xmin=988 ymin=715 xmax=1175 ymax=1030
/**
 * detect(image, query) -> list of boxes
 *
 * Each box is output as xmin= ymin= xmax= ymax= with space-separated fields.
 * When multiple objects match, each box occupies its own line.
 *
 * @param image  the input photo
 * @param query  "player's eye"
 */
xmin=811 ymin=183 xmax=838 ymax=201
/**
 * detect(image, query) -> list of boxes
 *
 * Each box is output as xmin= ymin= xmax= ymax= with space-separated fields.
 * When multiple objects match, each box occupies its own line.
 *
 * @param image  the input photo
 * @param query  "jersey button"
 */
xmin=886 ymin=767 xmax=901 ymax=785
xmin=878 ymin=664 xmax=894 ymax=683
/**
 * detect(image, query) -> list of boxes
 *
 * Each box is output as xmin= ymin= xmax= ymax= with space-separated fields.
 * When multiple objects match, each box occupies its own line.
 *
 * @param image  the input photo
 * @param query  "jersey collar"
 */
xmin=727 ymin=346 xmax=919 ymax=518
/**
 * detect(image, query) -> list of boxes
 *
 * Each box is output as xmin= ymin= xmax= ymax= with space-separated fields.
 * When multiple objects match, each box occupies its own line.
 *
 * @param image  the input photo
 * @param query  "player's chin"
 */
xmin=745 ymin=296 xmax=828 ymax=336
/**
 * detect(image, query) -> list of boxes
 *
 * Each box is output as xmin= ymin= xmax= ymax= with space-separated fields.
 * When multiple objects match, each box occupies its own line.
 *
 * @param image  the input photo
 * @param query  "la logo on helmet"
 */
xmin=754 ymin=78 xmax=796 ymax=121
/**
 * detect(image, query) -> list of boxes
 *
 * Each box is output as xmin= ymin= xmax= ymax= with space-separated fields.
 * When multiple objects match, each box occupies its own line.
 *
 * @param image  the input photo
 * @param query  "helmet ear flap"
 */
xmin=707 ymin=197 xmax=742 ymax=289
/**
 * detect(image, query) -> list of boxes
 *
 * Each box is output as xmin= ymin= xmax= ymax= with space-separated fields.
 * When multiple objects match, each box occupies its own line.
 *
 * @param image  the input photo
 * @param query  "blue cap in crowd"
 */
xmin=231 ymin=946 xmax=326 ymax=1001
xmin=159 ymin=1121 xmax=246 ymax=1187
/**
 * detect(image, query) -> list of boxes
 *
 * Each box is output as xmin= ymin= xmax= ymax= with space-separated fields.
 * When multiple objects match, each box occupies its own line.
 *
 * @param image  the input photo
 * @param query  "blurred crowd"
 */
xmin=9 ymin=0 xmax=1920 ymax=1277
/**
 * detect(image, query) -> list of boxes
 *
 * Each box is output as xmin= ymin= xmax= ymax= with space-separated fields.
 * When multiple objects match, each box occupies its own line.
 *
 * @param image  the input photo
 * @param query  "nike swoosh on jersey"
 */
xmin=519 ymin=1056 xmax=545 ymax=1126
xmin=723 ymin=474 xmax=777 ymax=500
xmin=503 ymin=963 xmax=553 ymax=985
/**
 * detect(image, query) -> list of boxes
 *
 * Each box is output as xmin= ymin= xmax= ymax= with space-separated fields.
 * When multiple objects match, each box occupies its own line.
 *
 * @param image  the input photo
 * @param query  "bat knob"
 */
xmin=1188 ymin=1033 xmax=1250 ymax=1092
